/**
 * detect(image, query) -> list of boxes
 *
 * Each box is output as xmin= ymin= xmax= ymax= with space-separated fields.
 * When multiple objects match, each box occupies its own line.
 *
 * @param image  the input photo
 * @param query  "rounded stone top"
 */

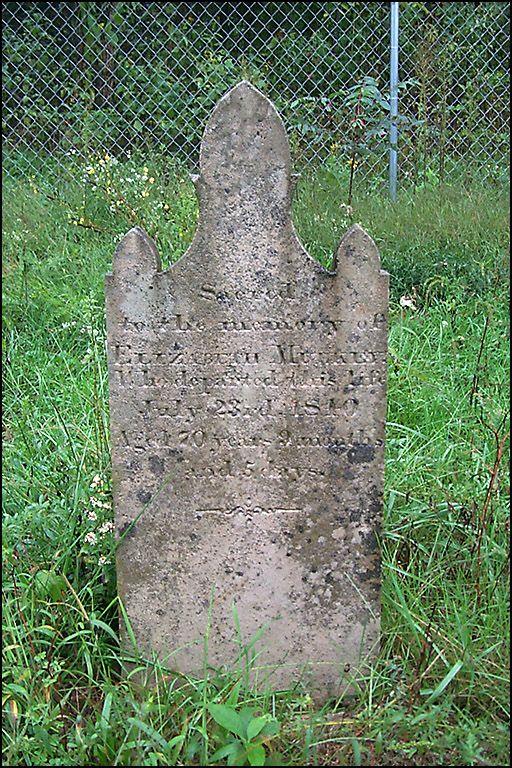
xmin=198 ymin=81 xmax=292 ymax=213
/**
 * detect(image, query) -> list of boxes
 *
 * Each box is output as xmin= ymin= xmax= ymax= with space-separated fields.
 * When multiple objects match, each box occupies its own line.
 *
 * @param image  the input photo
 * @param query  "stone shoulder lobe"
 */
xmin=335 ymin=224 xmax=388 ymax=276
xmin=108 ymin=226 xmax=161 ymax=282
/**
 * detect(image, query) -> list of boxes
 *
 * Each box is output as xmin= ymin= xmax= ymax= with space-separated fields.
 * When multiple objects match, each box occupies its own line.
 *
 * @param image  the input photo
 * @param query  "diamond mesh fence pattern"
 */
xmin=2 ymin=1 xmax=510 ymax=189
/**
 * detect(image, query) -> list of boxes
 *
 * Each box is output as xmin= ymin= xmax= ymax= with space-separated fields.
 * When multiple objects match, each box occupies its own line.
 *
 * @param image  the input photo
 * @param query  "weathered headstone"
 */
xmin=106 ymin=81 xmax=389 ymax=699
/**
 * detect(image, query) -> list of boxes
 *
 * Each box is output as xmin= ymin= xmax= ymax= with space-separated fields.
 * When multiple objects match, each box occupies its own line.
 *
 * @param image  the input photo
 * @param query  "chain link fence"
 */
xmin=2 ymin=1 xmax=510 ymax=191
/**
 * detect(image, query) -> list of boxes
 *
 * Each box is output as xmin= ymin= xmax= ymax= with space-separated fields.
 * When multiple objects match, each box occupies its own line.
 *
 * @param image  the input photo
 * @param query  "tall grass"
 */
xmin=2 ymin=154 xmax=509 ymax=766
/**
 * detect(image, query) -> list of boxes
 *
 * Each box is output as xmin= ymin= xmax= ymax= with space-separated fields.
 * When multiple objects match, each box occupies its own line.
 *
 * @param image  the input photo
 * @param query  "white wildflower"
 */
xmin=99 ymin=521 xmax=114 ymax=536
xmin=84 ymin=531 xmax=97 ymax=545
xmin=399 ymin=295 xmax=417 ymax=310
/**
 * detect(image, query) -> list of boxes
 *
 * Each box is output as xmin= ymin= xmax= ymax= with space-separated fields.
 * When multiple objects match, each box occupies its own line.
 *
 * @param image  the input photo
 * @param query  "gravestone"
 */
xmin=105 ymin=81 xmax=389 ymax=699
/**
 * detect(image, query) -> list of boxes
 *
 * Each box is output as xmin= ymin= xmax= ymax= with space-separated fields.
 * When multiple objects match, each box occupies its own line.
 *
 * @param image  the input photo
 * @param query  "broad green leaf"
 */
xmin=238 ymin=707 xmax=257 ymax=735
xmin=247 ymin=716 xmax=269 ymax=742
xmin=247 ymin=743 xmax=266 ymax=766
xmin=208 ymin=703 xmax=246 ymax=739
xmin=260 ymin=720 xmax=280 ymax=738
xmin=34 ymin=570 xmax=66 ymax=601
xmin=227 ymin=741 xmax=248 ymax=766
xmin=209 ymin=741 xmax=243 ymax=764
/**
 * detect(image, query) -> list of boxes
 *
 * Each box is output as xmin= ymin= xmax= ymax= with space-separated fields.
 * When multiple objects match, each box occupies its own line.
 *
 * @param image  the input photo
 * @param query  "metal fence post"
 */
xmin=389 ymin=1 xmax=399 ymax=201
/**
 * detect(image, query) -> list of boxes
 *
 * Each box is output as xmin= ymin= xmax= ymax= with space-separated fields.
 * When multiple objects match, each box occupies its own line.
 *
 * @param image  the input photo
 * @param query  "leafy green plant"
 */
xmin=342 ymin=76 xmax=390 ymax=205
xmin=208 ymin=704 xmax=281 ymax=766
xmin=341 ymin=76 xmax=420 ymax=204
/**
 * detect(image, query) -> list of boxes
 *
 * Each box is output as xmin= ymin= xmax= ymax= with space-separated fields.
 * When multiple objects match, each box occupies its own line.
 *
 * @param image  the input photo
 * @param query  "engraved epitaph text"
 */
xmin=106 ymin=82 xmax=389 ymax=699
